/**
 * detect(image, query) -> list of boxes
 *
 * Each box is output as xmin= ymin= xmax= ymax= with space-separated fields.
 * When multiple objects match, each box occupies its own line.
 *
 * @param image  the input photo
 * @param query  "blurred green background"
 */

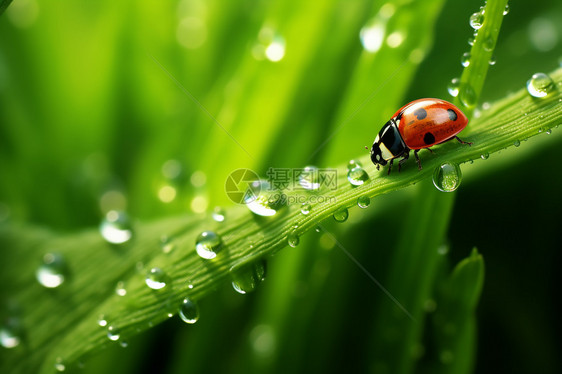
xmin=1 ymin=0 xmax=561 ymax=373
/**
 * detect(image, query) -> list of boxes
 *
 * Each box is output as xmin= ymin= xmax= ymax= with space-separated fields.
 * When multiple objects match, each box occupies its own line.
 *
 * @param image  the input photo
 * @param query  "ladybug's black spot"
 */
xmin=423 ymin=132 xmax=435 ymax=145
xmin=413 ymin=108 xmax=427 ymax=120
xmin=447 ymin=108 xmax=458 ymax=121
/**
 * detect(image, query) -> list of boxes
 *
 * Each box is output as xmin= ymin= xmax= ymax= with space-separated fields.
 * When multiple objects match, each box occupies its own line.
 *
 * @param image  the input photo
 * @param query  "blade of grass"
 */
xmin=431 ymin=249 xmax=485 ymax=374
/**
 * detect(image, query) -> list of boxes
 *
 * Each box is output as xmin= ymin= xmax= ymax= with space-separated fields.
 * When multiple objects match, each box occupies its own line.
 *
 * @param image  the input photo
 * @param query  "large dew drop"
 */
xmin=231 ymin=260 xmax=267 ymax=294
xmin=526 ymin=73 xmax=555 ymax=98
xmin=244 ymin=180 xmax=285 ymax=216
xmin=99 ymin=210 xmax=133 ymax=244
xmin=347 ymin=166 xmax=369 ymax=186
xmin=145 ymin=267 xmax=167 ymax=290
xmin=179 ymin=297 xmax=199 ymax=324
xmin=36 ymin=253 xmax=67 ymax=288
xmin=432 ymin=162 xmax=462 ymax=192
xmin=469 ymin=11 xmax=484 ymax=30
xmin=195 ymin=231 xmax=223 ymax=259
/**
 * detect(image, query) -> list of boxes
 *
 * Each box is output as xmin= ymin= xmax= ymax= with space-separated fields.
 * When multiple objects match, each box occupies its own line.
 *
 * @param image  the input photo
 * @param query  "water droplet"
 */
xmin=526 ymin=73 xmax=555 ymax=98
xmin=546 ymin=128 xmax=552 ymax=135
xmin=179 ymin=297 xmax=199 ymax=324
xmin=160 ymin=235 xmax=175 ymax=254
xmin=300 ymin=203 xmax=311 ymax=215
xmin=287 ymin=232 xmax=300 ymax=248
xmin=459 ymin=83 xmax=477 ymax=108
xmin=115 ymin=281 xmax=127 ymax=296
xmin=99 ymin=210 xmax=133 ymax=244
xmin=244 ymin=180 xmax=285 ymax=216
xmin=212 ymin=207 xmax=226 ymax=222
xmin=36 ymin=253 xmax=67 ymax=288
xmin=119 ymin=340 xmax=128 ymax=348
xmin=432 ymin=162 xmax=462 ymax=192
xmin=513 ymin=139 xmax=521 ymax=147
xmin=145 ymin=267 xmax=167 ymax=290
xmin=357 ymin=195 xmax=370 ymax=208
xmin=231 ymin=260 xmax=267 ymax=294
xmin=333 ymin=207 xmax=349 ymax=222
xmin=0 ymin=319 xmax=22 ymax=348
xmin=55 ymin=357 xmax=66 ymax=372
xmin=347 ymin=159 xmax=362 ymax=171
xmin=447 ymin=78 xmax=460 ymax=97
xmin=460 ymin=52 xmax=471 ymax=67
xmin=107 ymin=325 xmax=120 ymax=341
xmin=97 ymin=315 xmax=108 ymax=327
xmin=467 ymin=33 xmax=476 ymax=46
xmin=299 ymin=165 xmax=321 ymax=190
xmin=503 ymin=4 xmax=510 ymax=15
xmin=195 ymin=231 xmax=223 ymax=259
xmin=480 ymin=153 xmax=490 ymax=160
xmin=437 ymin=244 xmax=449 ymax=255
xmin=482 ymin=36 xmax=495 ymax=52
xmin=469 ymin=11 xmax=484 ymax=30
xmin=347 ymin=166 xmax=369 ymax=186
xmin=488 ymin=55 xmax=496 ymax=65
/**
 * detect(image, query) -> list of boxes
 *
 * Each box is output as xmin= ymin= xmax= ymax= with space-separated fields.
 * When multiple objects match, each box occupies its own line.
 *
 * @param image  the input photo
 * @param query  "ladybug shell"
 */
xmin=394 ymin=99 xmax=468 ymax=150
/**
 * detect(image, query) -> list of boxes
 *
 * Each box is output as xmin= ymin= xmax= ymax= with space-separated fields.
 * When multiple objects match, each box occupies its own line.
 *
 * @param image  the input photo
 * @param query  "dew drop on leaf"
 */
xmin=347 ymin=166 xmax=369 ymax=186
xmin=99 ymin=210 xmax=133 ymax=244
xmin=231 ymin=260 xmax=267 ymax=294
xmin=526 ymin=73 xmax=555 ymax=98
xmin=469 ymin=11 xmax=484 ymax=30
xmin=195 ymin=231 xmax=223 ymax=259
xmin=357 ymin=195 xmax=371 ymax=208
xmin=432 ymin=163 xmax=462 ymax=192
xmin=145 ymin=267 xmax=167 ymax=290
xmin=333 ymin=207 xmax=349 ymax=222
xmin=287 ymin=232 xmax=300 ymax=248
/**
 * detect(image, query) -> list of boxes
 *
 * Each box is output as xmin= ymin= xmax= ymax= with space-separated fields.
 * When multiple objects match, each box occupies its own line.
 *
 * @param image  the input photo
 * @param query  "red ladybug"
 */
xmin=370 ymin=98 xmax=472 ymax=174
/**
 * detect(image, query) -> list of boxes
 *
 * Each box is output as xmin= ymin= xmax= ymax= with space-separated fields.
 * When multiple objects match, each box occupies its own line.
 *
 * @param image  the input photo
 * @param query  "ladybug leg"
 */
xmin=387 ymin=159 xmax=394 ymax=175
xmin=425 ymin=147 xmax=434 ymax=154
xmin=398 ymin=150 xmax=410 ymax=172
xmin=414 ymin=150 xmax=423 ymax=170
xmin=454 ymin=136 xmax=473 ymax=146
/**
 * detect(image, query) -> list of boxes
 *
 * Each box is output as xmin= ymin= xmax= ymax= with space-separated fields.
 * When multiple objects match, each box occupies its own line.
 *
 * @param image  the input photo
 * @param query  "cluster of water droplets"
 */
xmin=447 ymin=3 xmax=512 ymax=108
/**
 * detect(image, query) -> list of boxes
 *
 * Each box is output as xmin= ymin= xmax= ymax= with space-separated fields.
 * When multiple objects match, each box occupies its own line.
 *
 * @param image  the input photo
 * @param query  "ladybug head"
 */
xmin=370 ymin=120 xmax=406 ymax=169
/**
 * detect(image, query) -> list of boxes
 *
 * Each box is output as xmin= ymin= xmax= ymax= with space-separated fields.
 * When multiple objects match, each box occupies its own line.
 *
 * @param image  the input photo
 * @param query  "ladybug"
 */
xmin=370 ymin=98 xmax=472 ymax=174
